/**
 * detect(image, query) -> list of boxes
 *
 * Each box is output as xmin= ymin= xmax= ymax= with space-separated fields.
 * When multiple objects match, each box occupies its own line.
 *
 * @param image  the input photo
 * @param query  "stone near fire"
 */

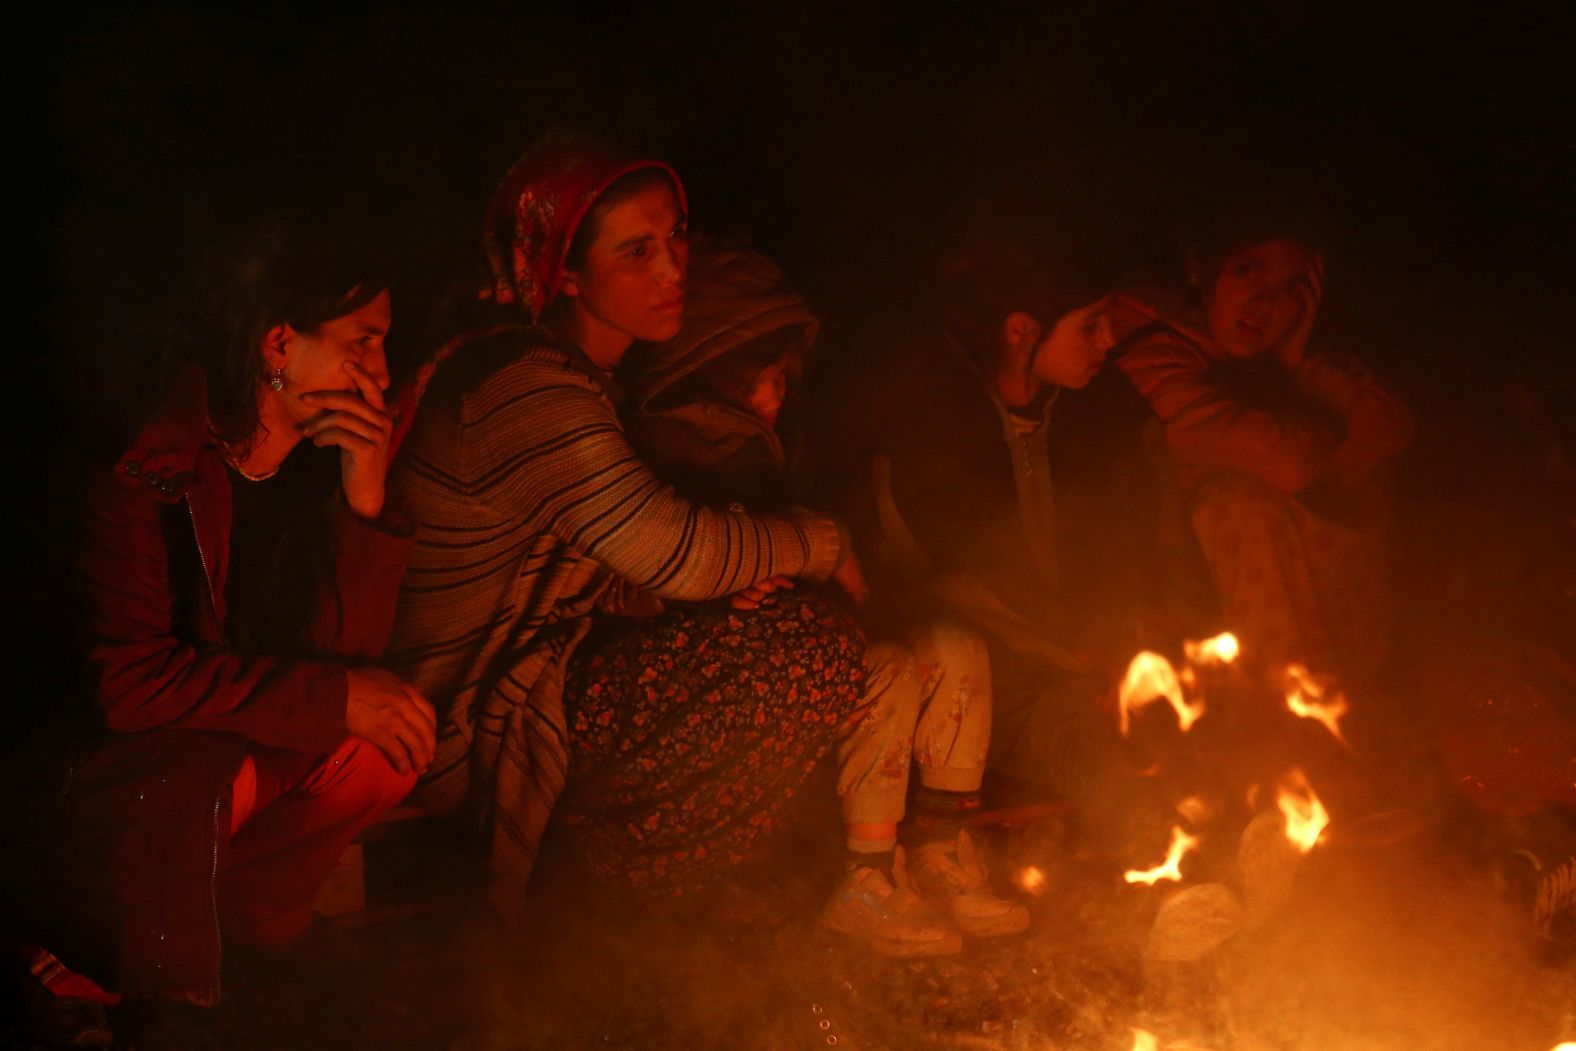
xmin=1144 ymin=883 xmax=1244 ymax=962
xmin=1237 ymin=807 xmax=1303 ymax=928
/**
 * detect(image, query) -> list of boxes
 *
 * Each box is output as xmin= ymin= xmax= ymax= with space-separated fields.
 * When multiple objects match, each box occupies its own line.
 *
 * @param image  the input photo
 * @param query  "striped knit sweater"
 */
xmin=387 ymin=326 xmax=843 ymax=910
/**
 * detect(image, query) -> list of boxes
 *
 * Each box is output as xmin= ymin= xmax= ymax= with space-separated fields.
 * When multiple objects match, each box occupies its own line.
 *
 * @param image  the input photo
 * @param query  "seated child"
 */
xmin=1115 ymin=207 xmax=1414 ymax=685
xmin=613 ymin=243 xmax=1029 ymax=957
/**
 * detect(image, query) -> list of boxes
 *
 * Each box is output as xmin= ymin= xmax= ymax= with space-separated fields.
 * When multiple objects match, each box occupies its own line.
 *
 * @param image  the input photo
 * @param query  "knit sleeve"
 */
xmin=1294 ymin=351 xmax=1416 ymax=477
xmin=408 ymin=351 xmax=843 ymax=598
xmin=1118 ymin=328 xmax=1338 ymax=494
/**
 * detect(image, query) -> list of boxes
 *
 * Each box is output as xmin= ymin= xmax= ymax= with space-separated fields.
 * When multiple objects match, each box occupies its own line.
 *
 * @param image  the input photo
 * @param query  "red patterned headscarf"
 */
xmin=481 ymin=129 xmax=688 ymax=320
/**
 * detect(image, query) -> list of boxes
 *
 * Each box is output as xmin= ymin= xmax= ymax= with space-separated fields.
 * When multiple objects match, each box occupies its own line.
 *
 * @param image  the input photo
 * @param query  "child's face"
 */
xmin=1029 ymin=297 xmax=1114 ymax=390
xmin=744 ymin=358 xmax=790 ymax=428
xmin=1206 ymin=239 xmax=1313 ymax=359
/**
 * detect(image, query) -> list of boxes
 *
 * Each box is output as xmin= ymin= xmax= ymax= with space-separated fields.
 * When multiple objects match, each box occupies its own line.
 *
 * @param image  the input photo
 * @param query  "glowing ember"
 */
xmin=1283 ymin=663 xmax=1351 ymax=745
xmin=1175 ymin=794 xmax=1212 ymax=824
xmin=1131 ymin=1029 xmax=1159 ymax=1051
xmin=1118 ymin=651 xmax=1204 ymax=735
xmin=1276 ymin=768 xmax=1329 ymax=853
xmin=1017 ymin=866 xmax=1046 ymax=895
xmin=1183 ymin=631 xmax=1239 ymax=666
xmin=1123 ymin=825 xmax=1200 ymax=885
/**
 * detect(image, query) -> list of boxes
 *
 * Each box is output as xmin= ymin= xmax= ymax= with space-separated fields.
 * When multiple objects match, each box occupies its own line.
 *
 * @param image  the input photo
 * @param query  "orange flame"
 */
xmin=1277 ymin=768 xmax=1329 ymax=853
xmin=1283 ymin=663 xmax=1350 ymax=746
xmin=1183 ymin=631 xmax=1240 ymax=666
xmin=1123 ymin=825 xmax=1200 ymax=885
xmin=1017 ymin=866 xmax=1046 ymax=895
xmin=1131 ymin=1029 xmax=1159 ymax=1051
xmin=1118 ymin=651 xmax=1204 ymax=735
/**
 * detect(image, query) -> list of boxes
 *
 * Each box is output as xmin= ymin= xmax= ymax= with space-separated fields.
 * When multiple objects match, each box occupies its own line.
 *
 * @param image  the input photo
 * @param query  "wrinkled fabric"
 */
xmin=838 ymin=622 xmax=993 ymax=826
xmin=1115 ymin=314 xmax=1414 ymax=498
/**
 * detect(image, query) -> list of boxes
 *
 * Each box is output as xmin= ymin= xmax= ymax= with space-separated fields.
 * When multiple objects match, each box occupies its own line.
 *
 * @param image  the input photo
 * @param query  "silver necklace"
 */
xmin=212 ymin=429 xmax=282 ymax=482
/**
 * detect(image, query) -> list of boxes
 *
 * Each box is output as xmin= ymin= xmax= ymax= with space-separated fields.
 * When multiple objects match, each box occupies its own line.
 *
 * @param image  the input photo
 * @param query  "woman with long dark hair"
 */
xmin=18 ymin=215 xmax=431 ymax=1027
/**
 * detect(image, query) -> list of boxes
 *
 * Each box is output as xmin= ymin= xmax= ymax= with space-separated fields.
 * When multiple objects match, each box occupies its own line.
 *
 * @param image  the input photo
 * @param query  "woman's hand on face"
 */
xmin=729 ymin=575 xmax=795 ymax=611
xmin=1277 ymin=251 xmax=1325 ymax=371
xmin=345 ymin=666 xmax=437 ymax=777
xmin=300 ymin=361 xmax=394 ymax=520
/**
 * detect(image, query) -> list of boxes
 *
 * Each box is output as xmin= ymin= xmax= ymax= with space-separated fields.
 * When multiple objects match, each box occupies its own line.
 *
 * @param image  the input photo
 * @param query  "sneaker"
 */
xmin=908 ymin=829 xmax=1030 ymax=938
xmin=817 ymin=847 xmax=963 ymax=957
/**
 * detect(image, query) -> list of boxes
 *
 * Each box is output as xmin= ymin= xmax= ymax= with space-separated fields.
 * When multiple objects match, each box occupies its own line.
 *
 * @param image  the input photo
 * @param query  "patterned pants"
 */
xmin=836 ymin=621 xmax=993 ymax=826
xmin=1189 ymin=472 xmax=1395 ymax=682
xmin=560 ymin=591 xmax=865 ymax=892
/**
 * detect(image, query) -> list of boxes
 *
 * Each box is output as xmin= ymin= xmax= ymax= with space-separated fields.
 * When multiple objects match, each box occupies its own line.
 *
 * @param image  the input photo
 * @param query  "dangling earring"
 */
xmin=268 ymin=367 xmax=285 ymax=393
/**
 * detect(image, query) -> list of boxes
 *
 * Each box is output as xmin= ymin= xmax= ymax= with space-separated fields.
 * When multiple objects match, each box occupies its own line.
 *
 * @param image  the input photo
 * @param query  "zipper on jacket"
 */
xmin=186 ymin=495 xmax=227 ymax=644
xmin=207 ymin=790 xmax=223 ymax=1004
xmin=189 ymin=495 xmax=226 ymax=1002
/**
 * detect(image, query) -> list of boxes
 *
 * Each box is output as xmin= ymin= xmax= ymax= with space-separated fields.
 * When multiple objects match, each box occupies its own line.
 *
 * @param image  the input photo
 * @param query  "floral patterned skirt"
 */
xmin=559 ymin=591 xmax=865 ymax=894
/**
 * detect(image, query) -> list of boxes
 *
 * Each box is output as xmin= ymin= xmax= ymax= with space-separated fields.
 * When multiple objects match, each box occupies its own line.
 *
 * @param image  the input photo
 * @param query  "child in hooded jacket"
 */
xmin=585 ymin=243 xmax=1030 ymax=957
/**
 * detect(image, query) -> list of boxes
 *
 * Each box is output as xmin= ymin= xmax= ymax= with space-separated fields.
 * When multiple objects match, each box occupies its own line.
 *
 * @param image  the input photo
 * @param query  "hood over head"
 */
xmin=621 ymin=242 xmax=817 ymax=417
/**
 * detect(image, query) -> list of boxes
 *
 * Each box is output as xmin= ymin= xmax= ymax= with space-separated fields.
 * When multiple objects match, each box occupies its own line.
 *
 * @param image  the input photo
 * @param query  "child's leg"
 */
xmin=836 ymin=640 xmax=923 ymax=866
xmin=904 ymin=622 xmax=1029 ymax=937
xmin=1190 ymin=471 xmax=1331 ymax=676
xmin=824 ymin=641 xmax=962 ymax=957
xmin=908 ymin=622 xmax=991 ymax=830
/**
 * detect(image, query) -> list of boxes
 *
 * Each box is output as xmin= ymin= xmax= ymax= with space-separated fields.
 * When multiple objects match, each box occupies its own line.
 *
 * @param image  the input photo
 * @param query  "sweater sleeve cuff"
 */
xmin=792 ymin=509 xmax=846 ymax=584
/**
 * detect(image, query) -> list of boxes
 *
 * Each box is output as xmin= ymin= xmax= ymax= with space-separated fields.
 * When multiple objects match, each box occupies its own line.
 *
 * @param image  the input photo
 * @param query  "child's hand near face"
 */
xmin=1274 ymin=251 xmax=1325 ymax=371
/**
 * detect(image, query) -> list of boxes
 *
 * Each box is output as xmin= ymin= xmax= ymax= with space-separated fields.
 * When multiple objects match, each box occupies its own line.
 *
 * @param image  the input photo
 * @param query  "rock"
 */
xmin=1237 ymin=807 xmax=1304 ymax=927
xmin=1144 ymin=883 xmax=1244 ymax=962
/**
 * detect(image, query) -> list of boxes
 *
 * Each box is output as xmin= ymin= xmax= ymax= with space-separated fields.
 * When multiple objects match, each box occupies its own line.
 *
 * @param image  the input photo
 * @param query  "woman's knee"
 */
xmin=318 ymin=738 xmax=418 ymax=814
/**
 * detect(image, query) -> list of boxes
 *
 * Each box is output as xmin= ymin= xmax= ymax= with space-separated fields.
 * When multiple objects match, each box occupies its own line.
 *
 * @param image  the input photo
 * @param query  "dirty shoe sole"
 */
xmin=950 ymin=895 xmax=1031 ymax=939
xmin=818 ymin=912 xmax=964 ymax=957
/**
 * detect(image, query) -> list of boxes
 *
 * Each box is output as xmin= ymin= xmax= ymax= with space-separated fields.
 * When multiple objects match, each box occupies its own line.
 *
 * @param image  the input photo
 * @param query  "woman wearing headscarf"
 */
xmin=386 ymin=132 xmax=865 ymax=916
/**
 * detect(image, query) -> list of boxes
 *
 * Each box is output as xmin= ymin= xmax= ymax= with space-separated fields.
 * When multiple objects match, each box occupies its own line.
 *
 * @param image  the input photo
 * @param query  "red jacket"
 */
xmin=26 ymin=364 xmax=414 ymax=1004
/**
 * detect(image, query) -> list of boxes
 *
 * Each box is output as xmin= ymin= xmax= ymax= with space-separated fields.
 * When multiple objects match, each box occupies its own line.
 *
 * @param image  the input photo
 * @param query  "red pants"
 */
xmin=223 ymin=737 xmax=415 ymax=945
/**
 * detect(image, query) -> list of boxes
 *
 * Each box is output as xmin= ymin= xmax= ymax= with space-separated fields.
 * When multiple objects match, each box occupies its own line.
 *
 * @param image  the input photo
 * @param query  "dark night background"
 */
xmin=8 ymin=5 xmax=1576 ymax=1046
xmin=21 ymin=2 xmax=1576 ymax=769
